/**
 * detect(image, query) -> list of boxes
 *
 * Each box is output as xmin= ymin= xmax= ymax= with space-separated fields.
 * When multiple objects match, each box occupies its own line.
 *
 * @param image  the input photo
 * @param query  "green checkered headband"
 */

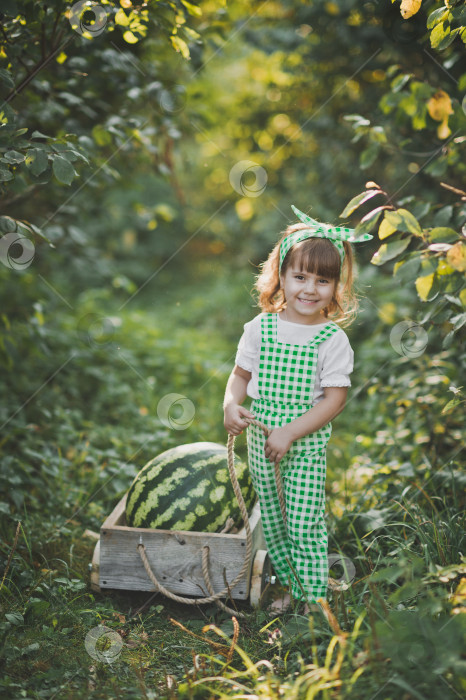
xmin=279 ymin=205 xmax=373 ymax=273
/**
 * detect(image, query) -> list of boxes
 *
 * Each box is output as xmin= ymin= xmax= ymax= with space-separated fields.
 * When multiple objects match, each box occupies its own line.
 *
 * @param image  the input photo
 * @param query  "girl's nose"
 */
xmin=305 ymin=278 xmax=316 ymax=293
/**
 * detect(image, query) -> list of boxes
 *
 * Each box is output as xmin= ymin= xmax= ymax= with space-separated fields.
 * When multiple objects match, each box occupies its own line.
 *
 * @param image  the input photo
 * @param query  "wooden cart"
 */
xmin=89 ymin=494 xmax=273 ymax=607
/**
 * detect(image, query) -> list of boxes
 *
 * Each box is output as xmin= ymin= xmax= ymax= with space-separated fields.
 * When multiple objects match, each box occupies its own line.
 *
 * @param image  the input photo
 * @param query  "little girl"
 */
xmin=223 ymin=205 xmax=372 ymax=608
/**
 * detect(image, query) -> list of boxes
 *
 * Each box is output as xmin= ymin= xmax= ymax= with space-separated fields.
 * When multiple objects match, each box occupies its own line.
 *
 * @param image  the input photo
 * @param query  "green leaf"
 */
xmin=355 ymin=206 xmax=387 ymax=236
xmin=427 ymin=8 xmax=449 ymax=29
xmin=438 ymin=28 xmax=460 ymax=50
xmin=451 ymin=312 xmax=466 ymax=331
xmin=393 ymin=254 xmax=421 ymax=282
xmin=31 ymin=130 xmax=51 ymax=139
xmin=442 ymin=397 xmax=461 ymax=414
xmin=431 ymin=22 xmax=449 ymax=49
xmin=0 ymin=167 xmax=13 ymax=182
xmin=5 ymin=612 xmax=24 ymax=625
xmin=25 ymin=149 xmax=48 ymax=176
xmin=385 ymin=209 xmax=422 ymax=236
xmin=360 ymin=143 xmax=379 ymax=170
xmin=442 ymin=329 xmax=456 ymax=349
xmin=391 ymin=73 xmax=411 ymax=93
xmin=2 ymin=150 xmax=25 ymax=164
xmin=0 ymin=69 xmax=14 ymax=89
xmin=340 ymin=189 xmax=382 ymax=218
xmin=52 ymin=156 xmax=76 ymax=185
xmin=0 ymin=216 xmax=17 ymax=232
xmin=428 ymin=227 xmax=458 ymax=243
xmin=371 ymin=237 xmax=411 ymax=266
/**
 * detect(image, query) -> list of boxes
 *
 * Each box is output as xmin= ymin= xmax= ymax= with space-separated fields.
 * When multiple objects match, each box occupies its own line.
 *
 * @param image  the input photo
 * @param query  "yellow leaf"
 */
xmin=437 ymin=118 xmax=451 ymax=139
xmin=115 ymin=8 xmax=129 ymax=26
xmin=180 ymin=0 xmax=202 ymax=16
xmin=437 ymin=259 xmax=455 ymax=276
xmin=427 ymin=90 xmax=454 ymax=122
xmin=379 ymin=217 xmax=397 ymax=240
xmin=56 ymin=52 xmax=67 ymax=64
xmin=170 ymin=34 xmax=190 ymax=59
xmin=446 ymin=242 xmax=466 ymax=272
xmin=460 ymin=288 xmax=466 ymax=307
xmin=415 ymin=273 xmax=435 ymax=301
xmin=400 ymin=0 xmax=422 ymax=19
xmin=123 ymin=30 xmax=139 ymax=43
xmin=120 ymin=0 xmax=132 ymax=7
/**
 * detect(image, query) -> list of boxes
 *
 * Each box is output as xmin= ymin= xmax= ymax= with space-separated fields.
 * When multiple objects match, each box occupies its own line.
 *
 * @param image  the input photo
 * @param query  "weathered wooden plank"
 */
xmin=98 ymin=496 xmax=265 ymax=599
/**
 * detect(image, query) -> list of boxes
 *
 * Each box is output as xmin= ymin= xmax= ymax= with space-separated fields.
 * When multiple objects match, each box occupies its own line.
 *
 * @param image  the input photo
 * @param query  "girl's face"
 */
xmin=279 ymin=266 xmax=336 ymax=325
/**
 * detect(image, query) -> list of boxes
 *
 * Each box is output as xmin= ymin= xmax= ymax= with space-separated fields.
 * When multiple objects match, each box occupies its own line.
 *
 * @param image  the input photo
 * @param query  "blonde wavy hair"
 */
xmin=253 ymin=223 xmax=359 ymax=327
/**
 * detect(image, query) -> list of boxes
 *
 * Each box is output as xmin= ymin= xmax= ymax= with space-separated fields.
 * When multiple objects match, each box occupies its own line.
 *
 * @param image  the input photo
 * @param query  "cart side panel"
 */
xmin=99 ymin=529 xmax=250 ymax=598
xmin=99 ymin=497 xmax=266 ymax=600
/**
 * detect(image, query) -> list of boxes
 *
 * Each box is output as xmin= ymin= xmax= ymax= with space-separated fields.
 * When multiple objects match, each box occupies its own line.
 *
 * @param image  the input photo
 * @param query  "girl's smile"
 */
xmin=280 ymin=268 xmax=336 ymax=324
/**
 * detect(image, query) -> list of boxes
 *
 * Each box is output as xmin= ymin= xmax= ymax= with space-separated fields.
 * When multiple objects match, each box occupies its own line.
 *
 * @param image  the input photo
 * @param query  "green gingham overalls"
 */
xmin=247 ymin=312 xmax=340 ymax=602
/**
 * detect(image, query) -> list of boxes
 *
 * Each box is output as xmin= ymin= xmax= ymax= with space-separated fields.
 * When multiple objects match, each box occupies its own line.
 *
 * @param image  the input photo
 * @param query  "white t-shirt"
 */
xmin=235 ymin=312 xmax=354 ymax=404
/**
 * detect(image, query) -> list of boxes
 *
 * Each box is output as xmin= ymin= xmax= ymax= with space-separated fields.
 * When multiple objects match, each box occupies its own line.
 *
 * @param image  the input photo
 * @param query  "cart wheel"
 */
xmin=249 ymin=549 xmax=271 ymax=607
xmin=89 ymin=539 xmax=101 ymax=592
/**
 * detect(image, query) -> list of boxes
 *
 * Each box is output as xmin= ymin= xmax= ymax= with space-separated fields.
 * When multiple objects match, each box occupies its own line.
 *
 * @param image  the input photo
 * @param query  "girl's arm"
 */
xmin=223 ymin=365 xmax=256 ymax=436
xmin=264 ymin=387 xmax=348 ymax=465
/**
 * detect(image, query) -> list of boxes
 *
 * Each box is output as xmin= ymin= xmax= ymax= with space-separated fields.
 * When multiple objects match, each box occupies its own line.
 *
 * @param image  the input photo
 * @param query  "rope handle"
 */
xmin=136 ymin=426 xmax=254 ymax=615
xmin=241 ymin=418 xmax=287 ymax=526
xmin=136 ymin=418 xmax=286 ymax=613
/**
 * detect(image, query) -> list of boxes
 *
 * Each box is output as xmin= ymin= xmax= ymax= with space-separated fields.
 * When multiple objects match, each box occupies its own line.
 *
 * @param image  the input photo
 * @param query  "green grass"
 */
xmin=1 ymin=270 xmax=465 ymax=699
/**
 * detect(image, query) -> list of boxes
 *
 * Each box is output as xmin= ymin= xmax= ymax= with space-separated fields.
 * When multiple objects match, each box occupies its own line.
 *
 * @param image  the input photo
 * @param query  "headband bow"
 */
xmin=279 ymin=205 xmax=373 ymax=272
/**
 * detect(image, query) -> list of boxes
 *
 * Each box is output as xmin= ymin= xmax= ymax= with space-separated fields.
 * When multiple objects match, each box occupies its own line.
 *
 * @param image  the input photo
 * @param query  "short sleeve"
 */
xmin=319 ymin=330 xmax=354 ymax=388
xmin=235 ymin=316 xmax=261 ymax=373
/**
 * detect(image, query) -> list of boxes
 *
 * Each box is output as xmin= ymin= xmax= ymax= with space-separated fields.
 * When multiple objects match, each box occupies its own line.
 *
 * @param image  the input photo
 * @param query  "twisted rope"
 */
xmin=241 ymin=418 xmax=287 ymax=526
xmin=137 ymin=420 xmax=262 ymax=612
xmin=137 ymin=418 xmax=286 ymax=611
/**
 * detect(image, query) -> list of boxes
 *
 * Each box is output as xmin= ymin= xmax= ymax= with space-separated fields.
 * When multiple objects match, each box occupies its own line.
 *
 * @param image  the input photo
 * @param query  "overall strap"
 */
xmin=260 ymin=313 xmax=277 ymax=342
xmin=307 ymin=321 xmax=340 ymax=347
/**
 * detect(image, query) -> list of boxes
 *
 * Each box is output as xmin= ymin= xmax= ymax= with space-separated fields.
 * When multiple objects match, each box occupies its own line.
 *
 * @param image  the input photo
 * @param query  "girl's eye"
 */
xmin=318 ymin=279 xmax=329 ymax=284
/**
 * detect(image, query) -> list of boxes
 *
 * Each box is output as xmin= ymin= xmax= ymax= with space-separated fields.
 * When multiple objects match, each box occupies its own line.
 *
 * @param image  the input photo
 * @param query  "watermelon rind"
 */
xmin=125 ymin=442 xmax=256 ymax=533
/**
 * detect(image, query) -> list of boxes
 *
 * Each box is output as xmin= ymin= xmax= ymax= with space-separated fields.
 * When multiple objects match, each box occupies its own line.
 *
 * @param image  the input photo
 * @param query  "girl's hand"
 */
xmin=224 ymin=404 xmax=255 ymax=436
xmin=264 ymin=426 xmax=293 ymax=465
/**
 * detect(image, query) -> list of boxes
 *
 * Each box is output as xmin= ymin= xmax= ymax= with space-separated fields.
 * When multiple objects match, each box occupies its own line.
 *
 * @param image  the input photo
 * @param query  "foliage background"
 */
xmin=0 ymin=0 xmax=465 ymax=698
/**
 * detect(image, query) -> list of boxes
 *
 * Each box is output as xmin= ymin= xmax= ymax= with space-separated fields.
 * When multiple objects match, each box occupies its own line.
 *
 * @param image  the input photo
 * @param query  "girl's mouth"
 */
xmin=298 ymin=298 xmax=317 ymax=304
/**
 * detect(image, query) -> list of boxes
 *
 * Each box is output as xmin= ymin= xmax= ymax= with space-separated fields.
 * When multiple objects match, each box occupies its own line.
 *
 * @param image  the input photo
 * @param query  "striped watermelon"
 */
xmin=125 ymin=442 xmax=256 ymax=533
